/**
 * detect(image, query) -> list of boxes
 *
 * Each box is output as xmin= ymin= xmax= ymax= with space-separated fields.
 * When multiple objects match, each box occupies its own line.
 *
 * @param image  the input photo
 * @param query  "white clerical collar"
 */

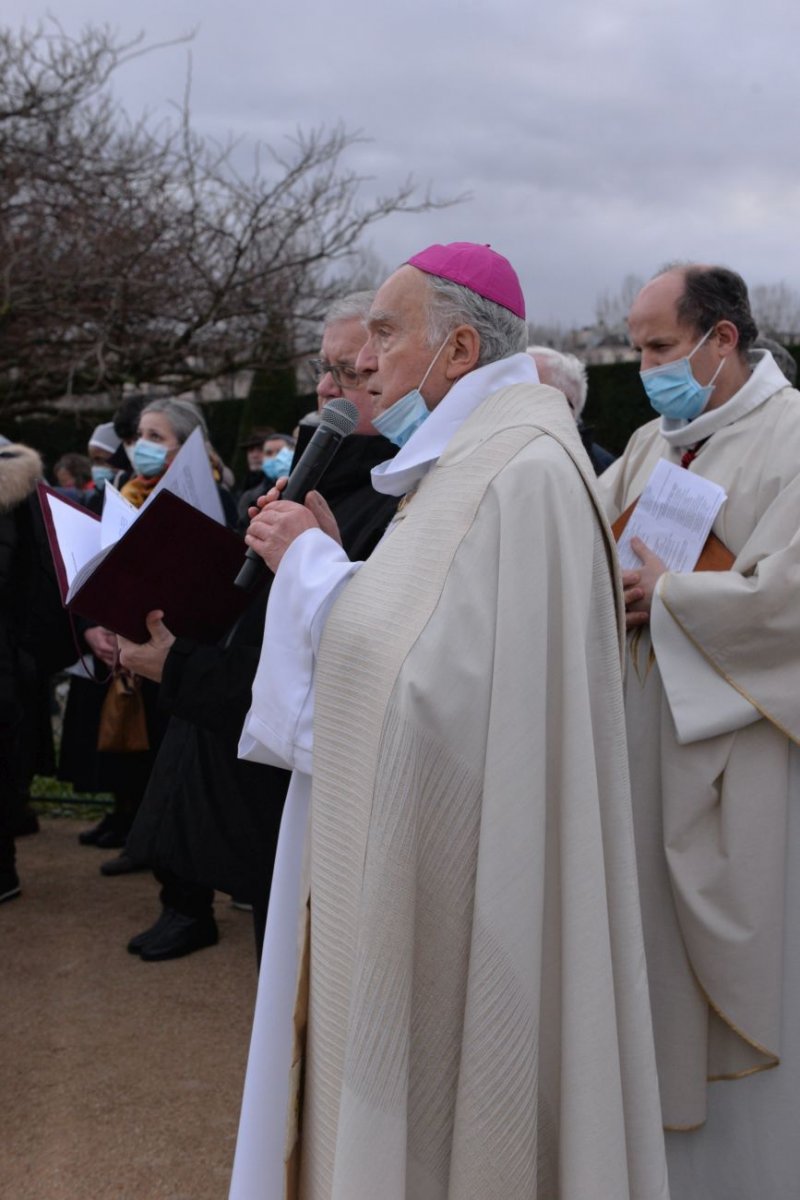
xmin=371 ymin=353 xmax=539 ymax=497
xmin=660 ymin=350 xmax=791 ymax=450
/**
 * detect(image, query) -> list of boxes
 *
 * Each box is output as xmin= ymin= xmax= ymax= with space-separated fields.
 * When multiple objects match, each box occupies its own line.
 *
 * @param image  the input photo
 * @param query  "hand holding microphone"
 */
xmin=235 ymin=398 xmax=359 ymax=589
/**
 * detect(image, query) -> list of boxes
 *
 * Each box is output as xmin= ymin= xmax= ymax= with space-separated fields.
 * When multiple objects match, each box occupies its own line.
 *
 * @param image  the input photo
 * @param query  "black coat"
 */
xmin=127 ymin=432 xmax=399 ymax=902
xmin=0 ymin=444 xmax=74 ymax=809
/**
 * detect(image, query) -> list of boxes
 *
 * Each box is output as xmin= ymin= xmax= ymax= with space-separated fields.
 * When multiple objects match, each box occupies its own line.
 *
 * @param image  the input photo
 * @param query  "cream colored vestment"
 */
xmin=598 ymin=351 xmax=800 ymax=1192
xmin=234 ymin=366 xmax=669 ymax=1199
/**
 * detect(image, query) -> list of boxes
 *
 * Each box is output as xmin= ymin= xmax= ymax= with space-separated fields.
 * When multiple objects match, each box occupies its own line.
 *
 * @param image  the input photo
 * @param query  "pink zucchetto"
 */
xmin=406 ymin=242 xmax=526 ymax=319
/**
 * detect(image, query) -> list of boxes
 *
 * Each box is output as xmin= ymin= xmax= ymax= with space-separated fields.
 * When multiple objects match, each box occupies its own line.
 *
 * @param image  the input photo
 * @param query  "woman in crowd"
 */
xmin=63 ymin=397 xmax=236 ymax=873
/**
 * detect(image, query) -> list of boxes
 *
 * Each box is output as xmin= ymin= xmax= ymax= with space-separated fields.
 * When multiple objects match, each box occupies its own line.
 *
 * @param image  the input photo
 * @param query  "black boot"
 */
xmin=100 ymin=851 xmax=148 ymax=876
xmin=0 ymin=867 xmax=21 ymax=904
xmin=128 ymin=906 xmax=178 ymax=955
xmin=139 ymin=910 xmax=219 ymax=961
xmin=78 ymin=812 xmax=118 ymax=846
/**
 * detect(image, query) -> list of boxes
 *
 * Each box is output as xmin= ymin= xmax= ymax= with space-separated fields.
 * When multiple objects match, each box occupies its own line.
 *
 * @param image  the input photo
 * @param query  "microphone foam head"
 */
xmin=319 ymin=398 xmax=359 ymax=436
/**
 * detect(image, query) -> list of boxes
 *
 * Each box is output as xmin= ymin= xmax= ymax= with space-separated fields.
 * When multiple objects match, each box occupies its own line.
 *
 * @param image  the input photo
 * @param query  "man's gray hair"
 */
xmin=325 ymin=291 xmax=375 ymax=326
xmin=527 ymin=346 xmax=589 ymax=419
xmin=424 ymin=277 xmax=529 ymax=367
xmin=141 ymin=397 xmax=209 ymax=444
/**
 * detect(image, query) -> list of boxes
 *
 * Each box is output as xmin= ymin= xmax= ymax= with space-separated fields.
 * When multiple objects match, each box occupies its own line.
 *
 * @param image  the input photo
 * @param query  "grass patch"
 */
xmin=30 ymin=775 xmax=113 ymax=820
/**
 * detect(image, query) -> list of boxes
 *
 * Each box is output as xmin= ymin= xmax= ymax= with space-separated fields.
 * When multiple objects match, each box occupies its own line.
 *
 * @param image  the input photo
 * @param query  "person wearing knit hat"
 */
xmin=87 ymin=421 xmax=123 ymax=496
xmin=88 ymin=422 xmax=121 ymax=457
xmin=231 ymin=243 xmax=668 ymax=1200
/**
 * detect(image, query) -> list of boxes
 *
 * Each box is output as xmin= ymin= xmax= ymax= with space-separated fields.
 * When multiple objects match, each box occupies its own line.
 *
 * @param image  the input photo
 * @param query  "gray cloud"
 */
xmin=5 ymin=0 xmax=800 ymax=322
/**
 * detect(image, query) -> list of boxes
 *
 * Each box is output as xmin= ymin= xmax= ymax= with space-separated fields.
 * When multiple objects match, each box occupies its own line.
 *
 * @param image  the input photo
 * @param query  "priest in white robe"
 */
xmin=232 ymin=242 xmax=669 ymax=1200
xmin=598 ymin=262 xmax=800 ymax=1199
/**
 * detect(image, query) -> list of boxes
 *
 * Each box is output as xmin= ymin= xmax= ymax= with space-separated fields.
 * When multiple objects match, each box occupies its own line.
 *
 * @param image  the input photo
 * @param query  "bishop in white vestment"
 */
xmin=232 ymin=243 xmax=669 ymax=1200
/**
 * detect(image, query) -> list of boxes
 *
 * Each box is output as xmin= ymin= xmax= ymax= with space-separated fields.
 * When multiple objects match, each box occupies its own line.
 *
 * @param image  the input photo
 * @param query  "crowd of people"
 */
xmin=2 ymin=242 xmax=799 ymax=1199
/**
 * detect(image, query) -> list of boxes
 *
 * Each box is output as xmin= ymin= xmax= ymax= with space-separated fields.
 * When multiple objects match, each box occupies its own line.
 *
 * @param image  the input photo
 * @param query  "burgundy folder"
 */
xmin=39 ymin=484 xmax=255 ymax=644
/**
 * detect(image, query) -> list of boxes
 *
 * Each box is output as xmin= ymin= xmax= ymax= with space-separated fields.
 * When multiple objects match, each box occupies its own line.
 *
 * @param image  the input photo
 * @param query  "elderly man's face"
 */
xmin=316 ymin=317 xmax=376 ymax=435
xmin=356 ymin=266 xmax=452 ymax=416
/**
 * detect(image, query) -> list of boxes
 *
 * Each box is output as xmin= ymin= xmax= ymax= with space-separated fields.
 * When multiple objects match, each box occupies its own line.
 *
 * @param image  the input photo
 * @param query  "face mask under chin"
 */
xmin=372 ymin=336 xmax=451 ymax=448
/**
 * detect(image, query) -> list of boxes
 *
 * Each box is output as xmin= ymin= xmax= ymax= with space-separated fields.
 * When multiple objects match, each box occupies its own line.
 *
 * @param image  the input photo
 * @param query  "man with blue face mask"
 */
xmin=599 ymin=263 xmax=800 ymax=1198
xmin=260 ymin=435 xmax=295 ymax=482
xmin=231 ymin=243 xmax=668 ymax=1199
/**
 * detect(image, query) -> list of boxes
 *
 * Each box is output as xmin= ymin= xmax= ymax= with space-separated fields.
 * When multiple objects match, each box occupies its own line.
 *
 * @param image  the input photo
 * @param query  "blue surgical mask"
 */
xmin=91 ymin=465 xmax=115 ymax=489
xmin=372 ymin=337 xmax=450 ymax=448
xmin=261 ymin=447 xmax=294 ymax=481
xmin=132 ymin=438 xmax=169 ymax=478
xmin=640 ymin=328 xmax=725 ymax=420
xmin=372 ymin=388 xmax=431 ymax=448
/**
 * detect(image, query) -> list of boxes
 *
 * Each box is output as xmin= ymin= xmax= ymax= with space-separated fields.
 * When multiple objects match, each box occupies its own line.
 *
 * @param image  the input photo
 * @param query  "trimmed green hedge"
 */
xmin=4 ymin=348 xmax=798 ymax=473
xmin=0 ymin=388 xmax=317 ymax=483
xmin=584 ymin=361 xmax=652 ymax=458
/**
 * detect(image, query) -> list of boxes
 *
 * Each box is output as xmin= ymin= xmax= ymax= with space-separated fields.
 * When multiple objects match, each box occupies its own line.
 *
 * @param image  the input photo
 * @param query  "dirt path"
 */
xmin=2 ymin=817 xmax=258 ymax=1200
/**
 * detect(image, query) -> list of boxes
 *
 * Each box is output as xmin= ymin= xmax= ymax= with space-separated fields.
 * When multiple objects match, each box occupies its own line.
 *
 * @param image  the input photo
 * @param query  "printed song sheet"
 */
xmin=46 ymin=493 xmax=101 ymax=588
xmin=100 ymin=483 xmax=139 ymax=548
xmin=617 ymin=459 xmax=726 ymax=573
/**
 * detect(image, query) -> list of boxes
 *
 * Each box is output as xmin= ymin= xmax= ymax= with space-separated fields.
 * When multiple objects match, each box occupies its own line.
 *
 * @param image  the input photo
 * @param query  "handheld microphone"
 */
xmin=234 ymin=397 xmax=359 ymax=590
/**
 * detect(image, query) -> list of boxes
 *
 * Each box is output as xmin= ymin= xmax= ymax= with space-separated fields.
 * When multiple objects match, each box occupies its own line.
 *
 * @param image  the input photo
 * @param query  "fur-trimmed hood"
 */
xmin=0 ymin=443 xmax=43 ymax=514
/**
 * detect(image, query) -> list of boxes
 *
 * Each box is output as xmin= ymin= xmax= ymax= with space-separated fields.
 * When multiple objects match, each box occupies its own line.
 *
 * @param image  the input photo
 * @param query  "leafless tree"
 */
xmin=0 ymin=22 xmax=455 ymax=416
xmin=750 ymin=282 xmax=800 ymax=340
xmin=594 ymin=274 xmax=644 ymax=330
xmin=526 ymin=320 xmax=569 ymax=351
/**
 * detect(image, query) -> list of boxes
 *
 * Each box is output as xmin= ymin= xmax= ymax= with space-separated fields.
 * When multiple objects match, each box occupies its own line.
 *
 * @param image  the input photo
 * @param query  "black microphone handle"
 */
xmin=281 ymin=425 xmax=344 ymax=503
xmin=234 ymin=424 xmax=346 ymax=590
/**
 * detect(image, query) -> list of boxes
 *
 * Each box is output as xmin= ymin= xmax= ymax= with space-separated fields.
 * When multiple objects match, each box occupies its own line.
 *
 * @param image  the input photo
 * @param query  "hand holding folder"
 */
xmin=612 ymin=500 xmax=734 ymax=572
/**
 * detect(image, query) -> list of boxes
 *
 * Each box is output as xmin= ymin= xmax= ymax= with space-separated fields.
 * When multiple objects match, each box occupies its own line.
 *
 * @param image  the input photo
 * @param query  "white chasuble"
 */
xmin=598 ymin=351 xmax=800 ymax=1196
xmin=236 ymin=381 xmax=669 ymax=1200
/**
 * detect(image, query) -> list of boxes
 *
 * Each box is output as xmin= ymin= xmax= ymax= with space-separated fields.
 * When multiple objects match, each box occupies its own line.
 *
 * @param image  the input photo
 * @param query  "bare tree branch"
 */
xmin=0 ymin=23 xmax=460 ymax=416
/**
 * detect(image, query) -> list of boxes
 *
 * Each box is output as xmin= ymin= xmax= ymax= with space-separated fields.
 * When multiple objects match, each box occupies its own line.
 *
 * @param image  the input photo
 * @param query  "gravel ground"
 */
xmin=3 ymin=817 xmax=258 ymax=1200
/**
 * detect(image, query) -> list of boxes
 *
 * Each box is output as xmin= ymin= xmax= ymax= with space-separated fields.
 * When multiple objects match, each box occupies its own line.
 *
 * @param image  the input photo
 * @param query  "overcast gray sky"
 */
xmin=6 ymin=0 xmax=799 ymax=325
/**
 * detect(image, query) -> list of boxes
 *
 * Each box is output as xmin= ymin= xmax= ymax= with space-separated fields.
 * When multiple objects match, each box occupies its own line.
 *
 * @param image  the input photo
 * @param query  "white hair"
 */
xmin=424 ymin=277 xmax=529 ymax=367
xmin=324 ymin=291 xmax=375 ymax=326
xmin=527 ymin=346 xmax=588 ymax=419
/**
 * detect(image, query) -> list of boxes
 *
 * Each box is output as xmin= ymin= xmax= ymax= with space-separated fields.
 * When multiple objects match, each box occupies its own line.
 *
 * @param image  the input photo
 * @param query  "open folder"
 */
xmin=39 ymin=484 xmax=254 ymax=644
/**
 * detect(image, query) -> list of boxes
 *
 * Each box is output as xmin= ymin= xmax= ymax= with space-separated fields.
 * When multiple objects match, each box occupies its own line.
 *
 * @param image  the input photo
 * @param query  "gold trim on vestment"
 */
xmin=284 ymin=899 xmax=311 ymax=1200
xmin=659 ymin=588 xmax=800 ymax=748
xmin=686 ymin=945 xmax=779 ymax=1073
xmin=664 ymin=1119 xmax=707 ymax=1133
xmin=629 ymin=627 xmax=656 ymax=682
xmin=707 ymin=1060 xmax=779 ymax=1082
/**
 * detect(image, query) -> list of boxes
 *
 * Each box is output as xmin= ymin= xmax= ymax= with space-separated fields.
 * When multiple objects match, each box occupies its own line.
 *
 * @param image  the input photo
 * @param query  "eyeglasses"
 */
xmin=308 ymin=358 xmax=366 ymax=389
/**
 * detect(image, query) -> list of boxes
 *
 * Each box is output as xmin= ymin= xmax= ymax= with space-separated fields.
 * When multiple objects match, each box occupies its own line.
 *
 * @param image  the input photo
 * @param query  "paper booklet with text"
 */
xmin=616 ymin=459 xmax=727 ymax=573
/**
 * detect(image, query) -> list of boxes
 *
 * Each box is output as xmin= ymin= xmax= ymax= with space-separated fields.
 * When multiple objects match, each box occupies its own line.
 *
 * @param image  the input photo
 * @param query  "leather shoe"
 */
xmin=0 ymin=869 xmax=21 ymax=904
xmin=95 ymin=826 xmax=130 ymax=850
xmin=100 ymin=852 xmax=147 ymax=877
xmin=128 ymin=906 xmax=179 ymax=955
xmin=78 ymin=814 xmax=118 ymax=846
xmin=139 ymin=911 xmax=219 ymax=961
